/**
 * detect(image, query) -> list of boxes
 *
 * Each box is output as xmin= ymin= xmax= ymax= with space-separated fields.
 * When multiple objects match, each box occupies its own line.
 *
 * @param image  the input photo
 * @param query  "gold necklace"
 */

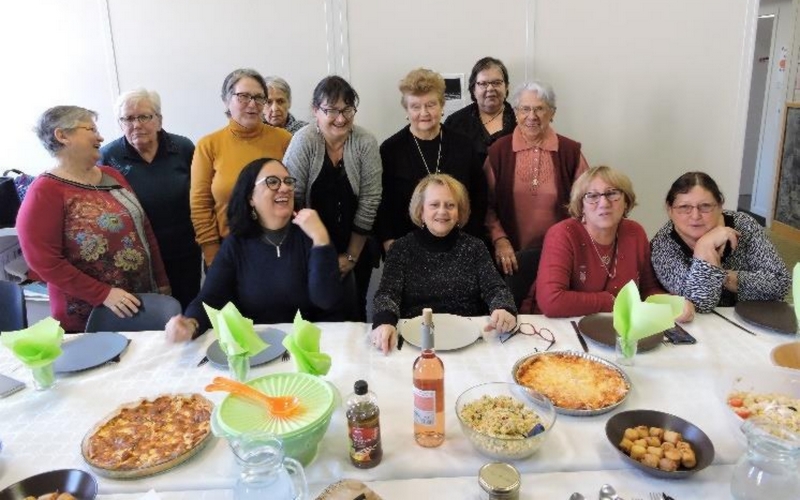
xmin=412 ymin=129 xmax=443 ymax=174
xmin=588 ymin=232 xmax=618 ymax=278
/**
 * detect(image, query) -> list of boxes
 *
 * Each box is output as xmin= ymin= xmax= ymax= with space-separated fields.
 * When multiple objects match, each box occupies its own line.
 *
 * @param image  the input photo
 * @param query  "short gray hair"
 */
xmin=221 ymin=68 xmax=267 ymax=117
xmin=510 ymin=81 xmax=557 ymax=110
xmin=34 ymin=105 xmax=98 ymax=156
xmin=114 ymin=88 xmax=162 ymax=119
xmin=264 ymin=76 xmax=292 ymax=105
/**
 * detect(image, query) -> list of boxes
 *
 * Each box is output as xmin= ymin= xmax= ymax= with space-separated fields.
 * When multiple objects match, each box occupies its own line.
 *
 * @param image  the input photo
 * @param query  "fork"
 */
xmin=650 ymin=493 xmax=670 ymax=500
xmin=280 ymin=350 xmax=291 ymax=362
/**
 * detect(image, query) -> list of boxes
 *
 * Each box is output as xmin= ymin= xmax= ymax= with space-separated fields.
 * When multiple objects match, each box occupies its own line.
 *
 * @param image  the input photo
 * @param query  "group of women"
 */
xmin=15 ymin=57 xmax=791 ymax=350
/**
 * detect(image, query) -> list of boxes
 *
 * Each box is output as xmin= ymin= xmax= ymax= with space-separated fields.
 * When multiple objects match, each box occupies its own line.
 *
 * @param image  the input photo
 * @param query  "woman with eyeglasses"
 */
xmin=377 ymin=68 xmax=487 ymax=253
xmin=99 ymin=88 xmax=200 ymax=309
xmin=521 ymin=166 xmax=677 ymax=319
xmin=165 ymin=158 xmax=342 ymax=342
xmin=370 ymin=174 xmax=516 ymax=354
xmin=444 ymin=57 xmax=516 ymax=159
xmin=650 ymin=172 xmax=789 ymax=315
xmin=283 ymin=75 xmax=382 ymax=321
xmin=485 ymin=81 xmax=590 ymax=277
xmin=17 ymin=105 xmax=170 ymax=332
xmin=191 ymin=68 xmax=292 ymax=267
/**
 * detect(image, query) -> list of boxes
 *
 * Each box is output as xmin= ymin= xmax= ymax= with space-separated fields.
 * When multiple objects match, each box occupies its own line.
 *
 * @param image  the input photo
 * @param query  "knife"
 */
xmin=570 ymin=320 xmax=589 ymax=352
xmin=711 ymin=310 xmax=757 ymax=336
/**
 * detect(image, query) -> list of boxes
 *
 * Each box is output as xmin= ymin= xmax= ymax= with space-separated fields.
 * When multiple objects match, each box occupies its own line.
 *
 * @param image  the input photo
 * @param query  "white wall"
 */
xmin=0 ymin=0 xmax=761 ymax=235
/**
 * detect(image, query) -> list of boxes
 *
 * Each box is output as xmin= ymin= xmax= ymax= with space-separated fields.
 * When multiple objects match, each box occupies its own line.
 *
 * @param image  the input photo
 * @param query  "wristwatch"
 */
xmin=345 ymin=253 xmax=357 ymax=263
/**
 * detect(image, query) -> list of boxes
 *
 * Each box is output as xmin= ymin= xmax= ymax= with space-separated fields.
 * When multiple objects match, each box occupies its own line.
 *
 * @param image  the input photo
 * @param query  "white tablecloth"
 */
xmin=0 ymin=309 xmax=795 ymax=499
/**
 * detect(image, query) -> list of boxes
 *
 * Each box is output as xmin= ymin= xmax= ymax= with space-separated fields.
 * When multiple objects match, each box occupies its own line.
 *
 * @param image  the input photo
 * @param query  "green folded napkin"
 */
xmin=203 ymin=302 xmax=268 ymax=357
xmin=282 ymin=310 xmax=331 ymax=376
xmin=613 ymin=281 xmax=683 ymax=357
xmin=793 ymin=263 xmax=799 ymax=328
xmin=0 ymin=317 xmax=64 ymax=367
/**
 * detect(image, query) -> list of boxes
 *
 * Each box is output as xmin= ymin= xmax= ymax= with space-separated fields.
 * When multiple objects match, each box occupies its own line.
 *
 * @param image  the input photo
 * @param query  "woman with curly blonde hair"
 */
xmin=376 ymin=68 xmax=487 ymax=253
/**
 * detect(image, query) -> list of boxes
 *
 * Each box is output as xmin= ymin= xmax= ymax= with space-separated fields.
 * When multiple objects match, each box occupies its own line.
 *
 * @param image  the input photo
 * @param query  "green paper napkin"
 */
xmin=203 ymin=302 xmax=268 ymax=357
xmin=793 ymin=263 xmax=799 ymax=327
xmin=281 ymin=310 xmax=331 ymax=376
xmin=613 ymin=281 xmax=680 ymax=349
xmin=1 ymin=317 xmax=64 ymax=367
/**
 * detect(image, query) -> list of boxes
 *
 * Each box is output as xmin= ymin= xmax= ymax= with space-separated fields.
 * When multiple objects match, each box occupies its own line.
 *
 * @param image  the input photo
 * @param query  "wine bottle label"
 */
xmin=349 ymin=424 xmax=381 ymax=465
xmin=413 ymin=387 xmax=436 ymax=426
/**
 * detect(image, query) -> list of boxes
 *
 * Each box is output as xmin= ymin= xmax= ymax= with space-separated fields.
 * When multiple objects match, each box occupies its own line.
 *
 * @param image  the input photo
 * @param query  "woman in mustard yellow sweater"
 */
xmin=190 ymin=68 xmax=292 ymax=266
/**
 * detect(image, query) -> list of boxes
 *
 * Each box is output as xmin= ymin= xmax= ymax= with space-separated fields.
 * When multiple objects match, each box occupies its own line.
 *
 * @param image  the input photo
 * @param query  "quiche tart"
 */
xmin=81 ymin=393 xmax=214 ymax=478
xmin=513 ymin=351 xmax=630 ymax=415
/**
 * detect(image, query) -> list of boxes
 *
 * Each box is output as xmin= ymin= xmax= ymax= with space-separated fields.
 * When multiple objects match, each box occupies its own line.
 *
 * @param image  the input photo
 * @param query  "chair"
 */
xmin=504 ymin=248 xmax=541 ymax=310
xmin=85 ymin=293 xmax=182 ymax=332
xmin=0 ymin=280 xmax=27 ymax=331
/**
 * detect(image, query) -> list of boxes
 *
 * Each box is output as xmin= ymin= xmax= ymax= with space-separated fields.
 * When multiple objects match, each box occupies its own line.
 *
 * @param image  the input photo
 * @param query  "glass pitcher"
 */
xmin=730 ymin=417 xmax=800 ymax=500
xmin=230 ymin=432 xmax=307 ymax=500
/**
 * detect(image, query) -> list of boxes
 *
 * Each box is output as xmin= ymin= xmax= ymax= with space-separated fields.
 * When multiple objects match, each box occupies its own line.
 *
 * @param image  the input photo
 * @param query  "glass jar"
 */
xmin=730 ymin=418 xmax=800 ymax=500
xmin=230 ymin=432 xmax=307 ymax=500
xmin=478 ymin=462 xmax=520 ymax=500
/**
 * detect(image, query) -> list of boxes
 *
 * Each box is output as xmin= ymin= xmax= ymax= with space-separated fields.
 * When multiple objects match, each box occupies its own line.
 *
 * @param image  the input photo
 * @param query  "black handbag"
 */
xmin=0 ymin=169 xmax=35 ymax=228
xmin=0 ymin=170 xmax=21 ymax=228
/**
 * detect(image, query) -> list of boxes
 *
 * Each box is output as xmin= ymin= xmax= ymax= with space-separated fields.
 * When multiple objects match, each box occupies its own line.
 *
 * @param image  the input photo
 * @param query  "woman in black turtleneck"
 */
xmin=369 ymin=174 xmax=517 ymax=354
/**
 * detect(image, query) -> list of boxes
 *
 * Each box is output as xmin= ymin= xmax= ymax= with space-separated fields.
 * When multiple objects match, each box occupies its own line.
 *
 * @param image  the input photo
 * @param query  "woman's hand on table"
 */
xmin=494 ymin=237 xmax=518 ymax=275
xmin=165 ymin=315 xmax=199 ymax=343
xmin=103 ymin=288 xmax=141 ymax=318
xmin=486 ymin=309 xmax=517 ymax=334
xmin=370 ymin=324 xmax=397 ymax=355
xmin=675 ymin=299 xmax=695 ymax=323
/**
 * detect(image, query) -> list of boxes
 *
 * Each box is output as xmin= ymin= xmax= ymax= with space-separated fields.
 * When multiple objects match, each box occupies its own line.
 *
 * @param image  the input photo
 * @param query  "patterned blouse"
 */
xmin=16 ymin=167 xmax=169 ymax=332
xmin=650 ymin=210 xmax=790 ymax=313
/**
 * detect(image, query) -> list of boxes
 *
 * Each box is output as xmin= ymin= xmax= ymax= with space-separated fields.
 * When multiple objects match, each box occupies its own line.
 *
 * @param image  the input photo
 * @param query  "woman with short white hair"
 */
xmin=99 ymin=88 xmax=200 ymax=309
xmin=263 ymin=76 xmax=308 ymax=134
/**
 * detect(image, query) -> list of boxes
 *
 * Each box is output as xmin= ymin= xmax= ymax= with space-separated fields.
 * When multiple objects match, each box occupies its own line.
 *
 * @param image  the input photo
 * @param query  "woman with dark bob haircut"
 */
xmin=284 ymin=75 xmax=382 ymax=321
xmin=650 ymin=171 xmax=790 ymax=316
xmin=444 ymin=56 xmax=516 ymax=159
xmin=165 ymin=158 xmax=342 ymax=341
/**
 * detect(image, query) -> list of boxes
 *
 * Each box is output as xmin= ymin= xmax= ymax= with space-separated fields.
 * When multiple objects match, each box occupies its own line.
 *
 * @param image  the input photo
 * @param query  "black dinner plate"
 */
xmin=735 ymin=300 xmax=798 ymax=334
xmin=54 ymin=332 xmax=129 ymax=373
xmin=0 ymin=469 xmax=98 ymax=500
xmin=206 ymin=328 xmax=287 ymax=368
xmin=578 ymin=313 xmax=662 ymax=352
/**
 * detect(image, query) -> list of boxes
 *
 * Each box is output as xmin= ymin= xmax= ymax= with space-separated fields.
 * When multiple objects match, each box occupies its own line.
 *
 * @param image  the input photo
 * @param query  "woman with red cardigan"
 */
xmin=18 ymin=106 xmax=169 ymax=332
xmin=522 ymin=166 xmax=690 ymax=321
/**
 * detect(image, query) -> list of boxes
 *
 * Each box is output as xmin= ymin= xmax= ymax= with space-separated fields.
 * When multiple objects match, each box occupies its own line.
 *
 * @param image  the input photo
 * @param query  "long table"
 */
xmin=0 ymin=310 xmax=796 ymax=499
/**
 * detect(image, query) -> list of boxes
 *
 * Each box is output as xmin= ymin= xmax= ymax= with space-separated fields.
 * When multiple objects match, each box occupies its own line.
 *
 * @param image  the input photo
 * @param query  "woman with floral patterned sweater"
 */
xmin=17 ymin=105 xmax=169 ymax=332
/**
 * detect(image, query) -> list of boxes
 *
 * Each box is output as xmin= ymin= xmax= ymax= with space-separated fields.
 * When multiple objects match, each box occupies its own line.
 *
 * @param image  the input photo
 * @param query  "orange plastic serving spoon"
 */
xmin=205 ymin=376 xmax=301 ymax=418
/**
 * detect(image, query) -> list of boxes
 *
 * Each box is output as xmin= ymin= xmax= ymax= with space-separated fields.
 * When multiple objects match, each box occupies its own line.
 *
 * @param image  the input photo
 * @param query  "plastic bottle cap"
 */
xmin=354 ymin=380 xmax=368 ymax=395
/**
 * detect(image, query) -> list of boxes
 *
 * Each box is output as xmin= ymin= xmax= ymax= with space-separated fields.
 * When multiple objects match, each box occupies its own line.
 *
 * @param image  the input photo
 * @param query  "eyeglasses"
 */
xmin=319 ymin=106 xmax=357 ymax=119
xmin=583 ymin=189 xmax=623 ymax=205
xmin=72 ymin=126 xmax=99 ymax=134
xmin=233 ymin=92 xmax=267 ymax=106
xmin=515 ymin=105 xmax=551 ymax=117
xmin=671 ymin=203 xmax=718 ymax=215
xmin=499 ymin=322 xmax=556 ymax=351
xmin=407 ymin=102 xmax=441 ymax=113
xmin=119 ymin=114 xmax=156 ymax=125
xmin=475 ymin=80 xmax=505 ymax=89
xmin=255 ymin=175 xmax=297 ymax=191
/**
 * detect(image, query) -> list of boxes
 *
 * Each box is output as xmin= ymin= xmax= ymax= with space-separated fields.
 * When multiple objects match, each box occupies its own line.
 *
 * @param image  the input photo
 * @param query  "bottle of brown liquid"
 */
xmin=346 ymin=379 xmax=383 ymax=468
xmin=413 ymin=308 xmax=445 ymax=447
